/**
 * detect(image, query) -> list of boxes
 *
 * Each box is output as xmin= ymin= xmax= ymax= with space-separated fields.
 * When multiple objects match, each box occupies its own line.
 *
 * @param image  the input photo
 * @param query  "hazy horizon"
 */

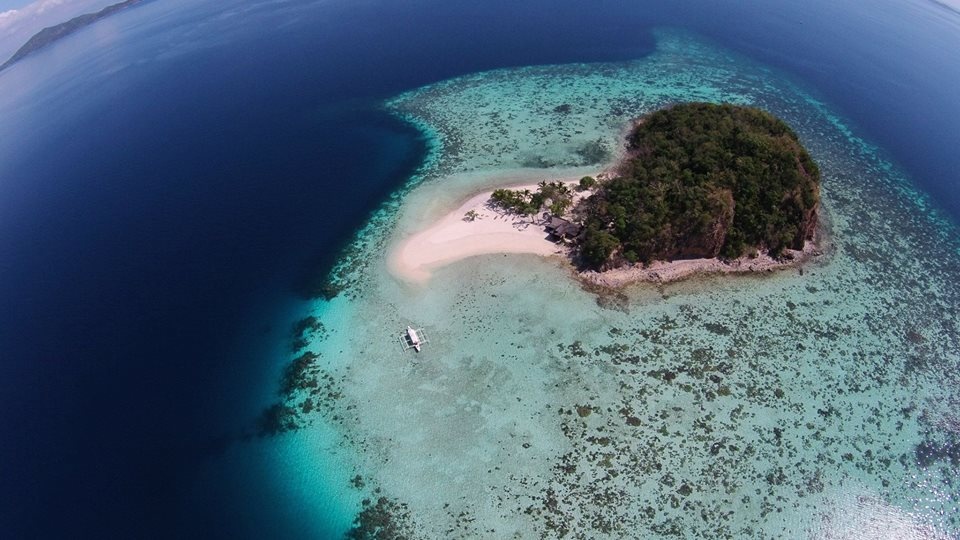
xmin=0 ymin=0 xmax=119 ymax=61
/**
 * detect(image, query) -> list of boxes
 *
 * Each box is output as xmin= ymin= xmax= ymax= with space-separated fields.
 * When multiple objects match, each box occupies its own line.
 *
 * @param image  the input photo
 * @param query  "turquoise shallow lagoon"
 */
xmin=283 ymin=30 xmax=960 ymax=537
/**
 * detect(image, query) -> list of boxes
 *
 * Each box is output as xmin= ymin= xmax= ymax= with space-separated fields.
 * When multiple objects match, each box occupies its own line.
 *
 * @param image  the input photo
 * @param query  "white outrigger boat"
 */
xmin=399 ymin=325 xmax=429 ymax=353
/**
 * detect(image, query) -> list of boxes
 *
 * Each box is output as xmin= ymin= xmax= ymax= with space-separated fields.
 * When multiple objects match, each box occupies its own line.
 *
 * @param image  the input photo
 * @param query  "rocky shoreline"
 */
xmin=578 ymin=231 xmax=826 ymax=288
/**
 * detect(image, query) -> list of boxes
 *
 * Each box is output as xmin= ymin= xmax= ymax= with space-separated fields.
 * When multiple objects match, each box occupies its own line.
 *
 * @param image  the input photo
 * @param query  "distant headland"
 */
xmin=0 ymin=0 xmax=150 ymax=73
xmin=390 ymin=103 xmax=823 ymax=286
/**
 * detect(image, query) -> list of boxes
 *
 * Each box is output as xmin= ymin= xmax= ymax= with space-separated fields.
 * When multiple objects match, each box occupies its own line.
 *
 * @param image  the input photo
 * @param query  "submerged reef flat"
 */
xmin=287 ymin=30 xmax=960 ymax=538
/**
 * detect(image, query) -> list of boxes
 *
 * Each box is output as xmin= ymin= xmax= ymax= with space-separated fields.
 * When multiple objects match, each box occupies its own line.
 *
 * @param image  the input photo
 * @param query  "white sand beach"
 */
xmin=387 ymin=182 xmax=576 ymax=283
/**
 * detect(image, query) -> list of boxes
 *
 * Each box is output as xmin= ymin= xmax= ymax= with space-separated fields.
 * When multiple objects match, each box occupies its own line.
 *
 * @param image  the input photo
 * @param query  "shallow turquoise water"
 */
xmin=281 ymin=30 xmax=960 ymax=538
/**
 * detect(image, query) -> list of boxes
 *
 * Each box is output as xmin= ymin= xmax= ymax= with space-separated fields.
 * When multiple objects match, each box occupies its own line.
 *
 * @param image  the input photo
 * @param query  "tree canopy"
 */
xmin=490 ymin=181 xmax=573 ymax=216
xmin=577 ymin=103 xmax=820 ymax=268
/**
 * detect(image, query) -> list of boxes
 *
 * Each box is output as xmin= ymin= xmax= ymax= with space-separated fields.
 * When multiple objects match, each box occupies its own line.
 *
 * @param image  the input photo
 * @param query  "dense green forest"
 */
xmin=577 ymin=103 xmax=820 ymax=268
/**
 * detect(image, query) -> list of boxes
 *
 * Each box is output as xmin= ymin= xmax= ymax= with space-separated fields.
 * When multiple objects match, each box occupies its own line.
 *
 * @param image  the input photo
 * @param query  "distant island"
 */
xmin=389 ymin=103 xmax=823 ymax=286
xmin=0 ymin=0 xmax=150 ymax=73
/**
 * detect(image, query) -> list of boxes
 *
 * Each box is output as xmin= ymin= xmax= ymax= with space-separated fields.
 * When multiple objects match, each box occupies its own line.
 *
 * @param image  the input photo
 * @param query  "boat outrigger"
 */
xmin=399 ymin=325 xmax=429 ymax=352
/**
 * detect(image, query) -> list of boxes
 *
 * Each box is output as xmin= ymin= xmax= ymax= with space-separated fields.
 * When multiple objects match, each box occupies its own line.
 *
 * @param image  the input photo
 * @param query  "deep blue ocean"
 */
xmin=1 ymin=0 xmax=958 ymax=537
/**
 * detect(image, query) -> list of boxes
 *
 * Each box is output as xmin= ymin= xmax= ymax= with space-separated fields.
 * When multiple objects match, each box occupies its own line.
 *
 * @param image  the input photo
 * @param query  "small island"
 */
xmin=389 ymin=103 xmax=822 ymax=286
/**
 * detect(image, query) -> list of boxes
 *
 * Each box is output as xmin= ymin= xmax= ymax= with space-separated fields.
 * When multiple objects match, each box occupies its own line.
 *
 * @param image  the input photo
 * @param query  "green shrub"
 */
xmin=580 ymin=226 xmax=620 ymax=267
